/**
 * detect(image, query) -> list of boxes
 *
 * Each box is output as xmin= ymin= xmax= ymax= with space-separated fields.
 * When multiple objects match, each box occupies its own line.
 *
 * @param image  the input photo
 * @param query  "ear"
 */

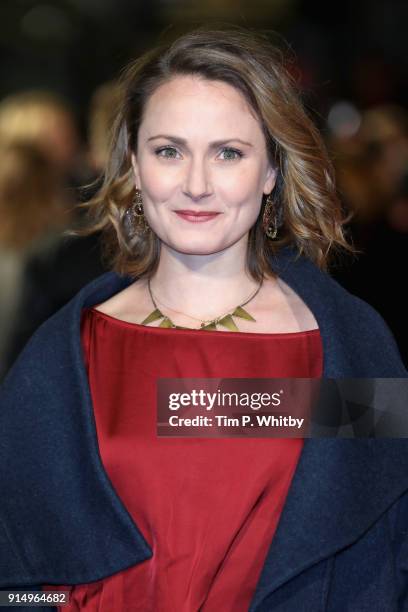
xmin=130 ymin=152 xmax=140 ymax=188
xmin=263 ymin=164 xmax=278 ymax=196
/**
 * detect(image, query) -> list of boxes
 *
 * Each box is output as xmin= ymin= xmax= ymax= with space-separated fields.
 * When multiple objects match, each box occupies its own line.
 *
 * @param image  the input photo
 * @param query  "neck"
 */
xmin=150 ymin=239 xmax=262 ymax=320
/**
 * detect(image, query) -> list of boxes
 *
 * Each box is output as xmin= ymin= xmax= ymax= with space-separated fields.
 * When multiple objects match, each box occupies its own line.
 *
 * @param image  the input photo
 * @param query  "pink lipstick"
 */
xmin=174 ymin=210 xmax=221 ymax=223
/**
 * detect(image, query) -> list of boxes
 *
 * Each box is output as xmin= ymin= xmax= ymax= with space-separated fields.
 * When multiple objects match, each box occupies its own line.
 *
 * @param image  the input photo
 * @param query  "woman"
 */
xmin=1 ymin=26 xmax=407 ymax=612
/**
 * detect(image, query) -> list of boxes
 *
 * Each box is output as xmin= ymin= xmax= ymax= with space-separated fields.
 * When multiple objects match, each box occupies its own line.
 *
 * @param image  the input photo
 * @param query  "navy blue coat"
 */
xmin=1 ymin=244 xmax=408 ymax=611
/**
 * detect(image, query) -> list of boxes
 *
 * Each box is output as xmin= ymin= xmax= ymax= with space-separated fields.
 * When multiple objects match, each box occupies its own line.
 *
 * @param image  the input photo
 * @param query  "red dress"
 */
xmin=45 ymin=307 xmax=323 ymax=611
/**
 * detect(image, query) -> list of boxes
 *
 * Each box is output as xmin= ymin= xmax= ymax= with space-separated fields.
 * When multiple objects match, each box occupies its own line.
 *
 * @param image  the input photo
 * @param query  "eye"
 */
xmin=155 ymin=147 xmax=177 ymax=159
xmin=218 ymin=147 xmax=244 ymax=161
xmin=154 ymin=145 xmax=244 ymax=161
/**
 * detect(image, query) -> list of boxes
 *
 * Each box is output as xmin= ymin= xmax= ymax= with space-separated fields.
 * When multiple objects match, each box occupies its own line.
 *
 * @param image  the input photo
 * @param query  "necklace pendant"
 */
xmin=201 ymin=321 xmax=218 ymax=330
xmin=232 ymin=306 xmax=256 ymax=322
xmin=141 ymin=308 xmax=164 ymax=325
xmin=218 ymin=314 xmax=240 ymax=332
xmin=158 ymin=317 xmax=174 ymax=328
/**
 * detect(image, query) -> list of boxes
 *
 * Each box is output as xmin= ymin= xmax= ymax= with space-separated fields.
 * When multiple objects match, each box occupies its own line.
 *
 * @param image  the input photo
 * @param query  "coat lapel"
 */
xmin=0 ymin=270 xmax=152 ymax=588
xmin=248 ymin=437 xmax=408 ymax=610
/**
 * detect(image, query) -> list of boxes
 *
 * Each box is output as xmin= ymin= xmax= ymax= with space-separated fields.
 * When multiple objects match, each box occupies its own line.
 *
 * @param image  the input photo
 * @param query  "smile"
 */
xmin=174 ymin=211 xmax=221 ymax=223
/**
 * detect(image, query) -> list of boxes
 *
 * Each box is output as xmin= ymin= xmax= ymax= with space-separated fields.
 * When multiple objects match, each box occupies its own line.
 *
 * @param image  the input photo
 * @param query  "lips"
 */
xmin=175 ymin=210 xmax=220 ymax=216
xmin=174 ymin=210 xmax=221 ymax=223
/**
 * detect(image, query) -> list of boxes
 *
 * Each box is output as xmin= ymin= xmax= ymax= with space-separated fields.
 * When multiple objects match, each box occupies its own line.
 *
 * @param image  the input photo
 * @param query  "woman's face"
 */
xmin=131 ymin=75 xmax=277 ymax=256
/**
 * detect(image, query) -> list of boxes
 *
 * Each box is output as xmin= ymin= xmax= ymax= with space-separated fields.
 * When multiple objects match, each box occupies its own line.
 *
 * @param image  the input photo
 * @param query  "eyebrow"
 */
xmin=146 ymin=134 xmax=254 ymax=148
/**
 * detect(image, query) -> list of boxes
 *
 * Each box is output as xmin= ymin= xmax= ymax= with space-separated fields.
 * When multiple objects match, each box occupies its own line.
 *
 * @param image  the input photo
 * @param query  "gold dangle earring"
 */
xmin=125 ymin=188 xmax=151 ymax=235
xmin=262 ymin=193 xmax=279 ymax=240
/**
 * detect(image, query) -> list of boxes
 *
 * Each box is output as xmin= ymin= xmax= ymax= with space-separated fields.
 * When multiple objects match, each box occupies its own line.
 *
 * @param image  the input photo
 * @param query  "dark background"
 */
xmin=1 ymin=0 xmax=406 ymax=132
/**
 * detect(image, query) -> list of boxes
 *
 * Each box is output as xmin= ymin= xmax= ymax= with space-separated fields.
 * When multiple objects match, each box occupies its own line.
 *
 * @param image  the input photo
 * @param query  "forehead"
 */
xmin=139 ymin=75 xmax=263 ymax=139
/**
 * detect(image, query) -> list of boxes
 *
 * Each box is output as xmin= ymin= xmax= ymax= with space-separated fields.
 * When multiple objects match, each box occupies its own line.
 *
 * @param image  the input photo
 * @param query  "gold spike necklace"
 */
xmin=141 ymin=277 xmax=263 ymax=331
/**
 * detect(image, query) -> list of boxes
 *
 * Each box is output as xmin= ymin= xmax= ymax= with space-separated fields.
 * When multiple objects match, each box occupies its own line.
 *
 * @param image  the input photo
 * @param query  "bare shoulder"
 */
xmin=92 ymin=278 xmax=150 ymax=324
xmin=275 ymin=277 xmax=319 ymax=331
xmin=253 ymin=275 xmax=319 ymax=333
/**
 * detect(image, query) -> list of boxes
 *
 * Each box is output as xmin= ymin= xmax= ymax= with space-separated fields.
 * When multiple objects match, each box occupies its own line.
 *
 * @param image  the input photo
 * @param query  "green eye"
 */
xmin=155 ymin=146 xmax=243 ymax=161
xmin=156 ymin=147 xmax=179 ymax=159
xmin=219 ymin=148 xmax=243 ymax=161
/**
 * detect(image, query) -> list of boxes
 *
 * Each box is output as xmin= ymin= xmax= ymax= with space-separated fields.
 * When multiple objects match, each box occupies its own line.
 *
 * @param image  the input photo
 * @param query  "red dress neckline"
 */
xmin=89 ymin=306 xmax=321 ymax=339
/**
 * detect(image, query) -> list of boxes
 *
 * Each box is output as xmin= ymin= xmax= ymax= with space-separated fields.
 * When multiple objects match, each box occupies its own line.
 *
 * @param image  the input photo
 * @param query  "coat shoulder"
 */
xmin=329 ymin=274 xmax=407 ymax=376
xmin=278 ymin=247 xmax=407 ymax=376
xmin=0 ymin=270 xmax=129 ymax=393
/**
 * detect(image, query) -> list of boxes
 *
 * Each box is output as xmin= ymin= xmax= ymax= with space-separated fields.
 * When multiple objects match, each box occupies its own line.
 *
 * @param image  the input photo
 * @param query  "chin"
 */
xmin=166 ymin=237 xmax=223 ymax=255
xmin=174 ymin=245 xmax=222 ymax=256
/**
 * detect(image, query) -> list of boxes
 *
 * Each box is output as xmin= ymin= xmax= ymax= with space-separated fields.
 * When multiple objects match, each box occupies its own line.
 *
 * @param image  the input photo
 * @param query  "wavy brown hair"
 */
xmin=75 ymin=25 xmax=358 ymax=280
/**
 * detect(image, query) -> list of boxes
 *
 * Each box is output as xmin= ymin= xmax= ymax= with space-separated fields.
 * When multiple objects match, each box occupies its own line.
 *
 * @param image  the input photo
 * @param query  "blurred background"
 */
xmin=0 ymin=0 xmax=407 ymax=379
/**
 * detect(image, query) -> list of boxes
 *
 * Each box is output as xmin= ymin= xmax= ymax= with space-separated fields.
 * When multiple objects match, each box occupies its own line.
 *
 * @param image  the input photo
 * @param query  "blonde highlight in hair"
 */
xmin=74 ymin=25 xmax=358 ymax=279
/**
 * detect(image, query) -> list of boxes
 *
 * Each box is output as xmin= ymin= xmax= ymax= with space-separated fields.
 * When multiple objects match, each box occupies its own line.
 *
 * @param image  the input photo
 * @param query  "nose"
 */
xmin=182 ymin=156 xmax=212 ymax=202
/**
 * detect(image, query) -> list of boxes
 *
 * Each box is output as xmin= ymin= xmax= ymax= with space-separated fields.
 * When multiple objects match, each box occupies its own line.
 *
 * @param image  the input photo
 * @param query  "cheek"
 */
xmin=138 ymin=158 xmax=178 ymax=203
xmin=218 ymin=166 xmax=264 ymax=209
xmin=219 ymin=175 xmax=262 ymax=218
